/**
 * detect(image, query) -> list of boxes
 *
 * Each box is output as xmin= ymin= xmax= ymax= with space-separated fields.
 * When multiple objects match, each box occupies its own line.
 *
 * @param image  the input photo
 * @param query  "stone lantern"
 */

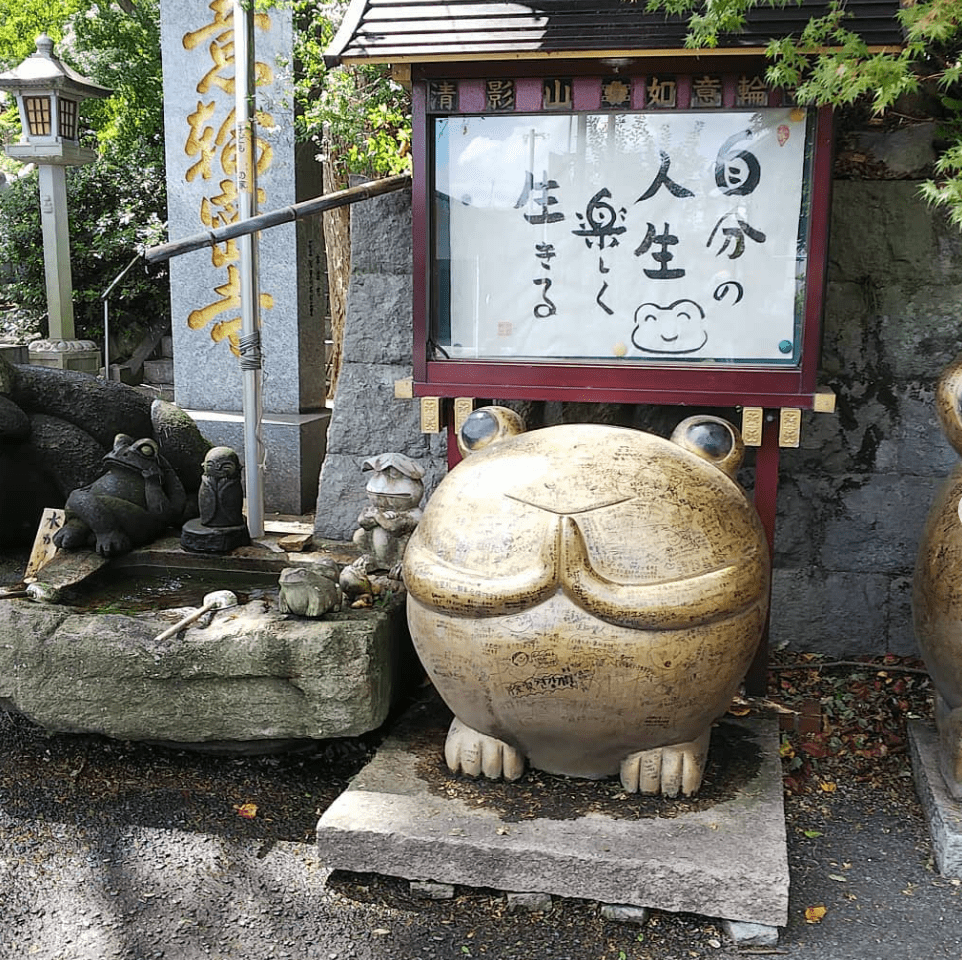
xmin=0 ymin=34 xmax=111 ymax=372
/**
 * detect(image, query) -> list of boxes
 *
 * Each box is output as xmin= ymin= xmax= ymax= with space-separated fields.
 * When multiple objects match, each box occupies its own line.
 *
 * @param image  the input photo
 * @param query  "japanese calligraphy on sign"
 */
xmin=433 ymin=109 xmax=811 ymax=364
xmin=181 ymin=0 xmax=275 ymax=356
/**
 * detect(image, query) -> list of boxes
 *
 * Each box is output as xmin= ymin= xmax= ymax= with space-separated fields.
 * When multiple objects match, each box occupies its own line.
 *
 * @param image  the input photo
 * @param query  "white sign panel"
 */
xmin=434 ymin=109 xmax=812 ymax=364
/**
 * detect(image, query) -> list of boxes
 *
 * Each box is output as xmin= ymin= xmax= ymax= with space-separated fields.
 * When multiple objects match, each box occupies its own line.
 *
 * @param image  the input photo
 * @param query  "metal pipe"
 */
xmin=143 ymin=174 xmax=411 ymax=265
xmin=99 ymin=251 xmax=141 ymax=379
xmin=234 ymin=0 xmax=264 ymax=539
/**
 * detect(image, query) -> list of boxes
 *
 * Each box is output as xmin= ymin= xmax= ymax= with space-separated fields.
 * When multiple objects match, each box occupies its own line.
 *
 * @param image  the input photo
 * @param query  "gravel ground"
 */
xmin=2 ymin=685 xmax=961 ymax=960
xmin=2 ymin=546 xmax=962 ymax=959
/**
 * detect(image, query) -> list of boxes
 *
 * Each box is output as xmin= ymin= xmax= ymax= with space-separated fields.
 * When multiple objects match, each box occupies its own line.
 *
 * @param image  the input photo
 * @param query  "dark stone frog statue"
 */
xmin=53 ymin=433 xmax=188 ymax=557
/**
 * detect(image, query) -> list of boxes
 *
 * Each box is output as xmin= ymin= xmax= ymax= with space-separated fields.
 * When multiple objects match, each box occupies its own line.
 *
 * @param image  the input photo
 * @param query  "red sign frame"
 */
xmin=410 ymin=64 xmax=833 ymax=410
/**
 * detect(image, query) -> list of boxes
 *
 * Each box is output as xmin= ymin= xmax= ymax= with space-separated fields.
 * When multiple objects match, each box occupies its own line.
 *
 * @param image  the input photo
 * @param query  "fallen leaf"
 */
xmin=235 ymin=802 xmax=258 ymax=819
xmin=372 ymin=928 xmax=391 ymax=936
xmin=805 ymin=905 xmax=827 ymax=923
xmin=819 ymin=781 xmax=837 ymax=793
xmin=803 ymin=829 xmax=822 ymax=838
xmin=728 ymin=696 xmax=752 ymax=717
xmin=828 ymin=873 xmax=848 ymax=882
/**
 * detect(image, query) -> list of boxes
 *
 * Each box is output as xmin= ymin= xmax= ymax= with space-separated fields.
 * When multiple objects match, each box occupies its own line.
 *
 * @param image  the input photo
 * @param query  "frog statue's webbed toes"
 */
xmin=619 ymin=728 xmax=711 ymax=798
xmin=53 ymin=517 xmax=91 ymax=550
xmin=94 ymin=529 xmax=133 ymax=558
xmin=444 ymin=717 xmax=525 ymax=781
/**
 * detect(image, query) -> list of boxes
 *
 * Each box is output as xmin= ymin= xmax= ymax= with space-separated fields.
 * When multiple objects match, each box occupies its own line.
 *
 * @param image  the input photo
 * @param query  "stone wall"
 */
xmin=319 ymin=178 xmax=962 ymax=657
xmin=313 ymin=188 xmax=447 ymax=541
xmin=773 ymin=180 xmax=962 ymax=657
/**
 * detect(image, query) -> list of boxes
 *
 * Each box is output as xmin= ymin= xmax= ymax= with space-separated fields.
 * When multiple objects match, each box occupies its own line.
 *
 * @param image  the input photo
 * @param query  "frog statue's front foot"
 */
xmin=619 ymin=728 xmax=712 ymax=798
xmin=444 ymin=717 xmax=525 ymax=782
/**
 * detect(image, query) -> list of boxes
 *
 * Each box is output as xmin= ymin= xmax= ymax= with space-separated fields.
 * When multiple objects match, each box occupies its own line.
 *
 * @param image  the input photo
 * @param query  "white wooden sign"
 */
xmin=434 ymin=108 xmax=811 ymax=365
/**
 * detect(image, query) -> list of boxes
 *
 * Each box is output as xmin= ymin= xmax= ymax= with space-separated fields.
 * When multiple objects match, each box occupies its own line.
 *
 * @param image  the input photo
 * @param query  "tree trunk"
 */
xmin=321 ymin=153 xmax=350 ymax=401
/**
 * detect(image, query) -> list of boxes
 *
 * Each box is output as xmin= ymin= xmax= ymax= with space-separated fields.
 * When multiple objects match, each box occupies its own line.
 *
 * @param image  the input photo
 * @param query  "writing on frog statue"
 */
xmin=53 ymin=433 xmax=188 ymax=557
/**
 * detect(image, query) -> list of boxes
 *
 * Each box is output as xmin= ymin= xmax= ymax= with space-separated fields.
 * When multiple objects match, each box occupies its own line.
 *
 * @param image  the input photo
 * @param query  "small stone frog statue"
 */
xmin=181 ymin=446 xmax=251 ymax=554
xmin=914 ymin=354 xmax=962 ymax=797
xmin=53 ymin=433 xmax=187 ymax=557
xmin=352 ymin=452 xmax=425 ymax=573
xmin=277 ymin=558 xmax=342 ymax=618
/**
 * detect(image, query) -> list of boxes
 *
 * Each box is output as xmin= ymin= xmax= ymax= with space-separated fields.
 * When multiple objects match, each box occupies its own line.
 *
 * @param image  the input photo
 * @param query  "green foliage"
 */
xmin=0 ymin=0 xmax=169 ymax=347
xmin=292 ymin=0 xmax=411 ymax=185
xmin=643 ymin=0 xmax=962 ymax=227
xmin=0 ymin=0 xmax=83 ymax=69
xmin=68 ymin=0 xmax=166 ymax=168
xmin=0 ymin=154 xmax=169 ymax=342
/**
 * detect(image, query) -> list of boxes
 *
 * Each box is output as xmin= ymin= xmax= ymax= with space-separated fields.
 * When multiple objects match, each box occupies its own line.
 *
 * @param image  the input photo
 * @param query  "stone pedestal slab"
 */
xmin=29 ymin=339 xmax=101 ymax=373
xmin=316 ymin=699 xmax=789 ymax=929
xmin=909 ymin=719 xmax=962 ymax=877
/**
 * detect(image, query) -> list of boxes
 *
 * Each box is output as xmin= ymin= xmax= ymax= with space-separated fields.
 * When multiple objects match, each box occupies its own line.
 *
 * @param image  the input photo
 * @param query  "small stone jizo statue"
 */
xmin=181 ymin=446 xmax=250 ymax=554
xmin=353 ymin=453 xmax=424 ymax=573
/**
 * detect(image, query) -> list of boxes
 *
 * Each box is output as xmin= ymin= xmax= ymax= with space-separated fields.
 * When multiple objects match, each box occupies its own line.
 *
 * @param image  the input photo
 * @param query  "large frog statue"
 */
xmin=53 ymin=433 xmax=188 ymax=557
xmin=914 ymin=354 xmax=962 ymax=798
xmin=404 ymin=407 xmax=770 ymax=797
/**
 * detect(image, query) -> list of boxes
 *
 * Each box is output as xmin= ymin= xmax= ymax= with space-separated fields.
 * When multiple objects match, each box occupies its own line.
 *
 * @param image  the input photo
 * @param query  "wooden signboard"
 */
xmin=411 ymin=71 xmax=833 ymax=411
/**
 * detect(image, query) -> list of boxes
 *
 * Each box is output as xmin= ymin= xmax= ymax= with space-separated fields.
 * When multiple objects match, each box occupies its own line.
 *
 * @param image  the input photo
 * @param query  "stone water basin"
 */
xmin=0 ymin=536 xmax=410 ymax=750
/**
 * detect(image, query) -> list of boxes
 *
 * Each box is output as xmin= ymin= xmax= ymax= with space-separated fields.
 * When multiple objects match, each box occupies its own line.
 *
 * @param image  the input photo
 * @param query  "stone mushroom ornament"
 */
xmin=403 ymin=406 xmax=770 ymax=797
xmin=914 ymin=353 xmax=962 ymax=798
xmin=352 ymin=452 xmax=425 ymax=574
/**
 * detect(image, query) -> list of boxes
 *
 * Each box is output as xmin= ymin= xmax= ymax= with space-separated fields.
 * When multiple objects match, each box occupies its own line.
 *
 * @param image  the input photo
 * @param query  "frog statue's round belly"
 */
xmin=403 ymin=410 xmax=770 ymax=796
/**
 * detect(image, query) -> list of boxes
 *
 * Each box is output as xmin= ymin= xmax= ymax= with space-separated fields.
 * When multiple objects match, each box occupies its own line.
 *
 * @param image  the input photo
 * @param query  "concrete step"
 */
xmin=133 ymin=383 xmax=175 ymax=402
xmin=143 ymin=357 xmax=173 ymax=384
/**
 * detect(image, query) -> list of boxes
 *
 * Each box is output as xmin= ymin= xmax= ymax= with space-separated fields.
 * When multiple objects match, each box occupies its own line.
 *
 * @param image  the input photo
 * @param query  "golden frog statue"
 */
xmin=403 ymin=407 xmax=770 ymax=797
xmin=914 ymin=354 xmax=962 ymax=798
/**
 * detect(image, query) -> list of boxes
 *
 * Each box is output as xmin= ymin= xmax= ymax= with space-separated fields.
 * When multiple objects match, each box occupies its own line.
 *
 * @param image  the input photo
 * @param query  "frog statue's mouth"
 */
xmin=404 ymin=513 xmax=767 ymax=631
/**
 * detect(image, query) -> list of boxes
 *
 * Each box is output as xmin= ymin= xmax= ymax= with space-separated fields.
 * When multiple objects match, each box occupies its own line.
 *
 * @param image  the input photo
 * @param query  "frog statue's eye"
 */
xmin=670 ymin=415 xmax=744 ymax=479
xmin=458 ymin=406 xmax=526 ymax=458
xmin=136 ymin=441 xmax=158 ymax=459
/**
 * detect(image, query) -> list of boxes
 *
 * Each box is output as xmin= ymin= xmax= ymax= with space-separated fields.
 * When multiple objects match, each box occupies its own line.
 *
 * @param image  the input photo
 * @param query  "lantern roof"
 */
xmin=325 ymin=0 xmax=905 ymax=66
xmin=0 ymin=34 xmax=111 ymax=100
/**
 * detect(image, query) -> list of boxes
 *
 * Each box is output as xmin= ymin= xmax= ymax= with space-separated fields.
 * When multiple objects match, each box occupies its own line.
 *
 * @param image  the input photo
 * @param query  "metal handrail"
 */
xmin=143 ymin=173 xmax=411 ymax=265
xmin=99 ymin=250 xmax=144 ymax=379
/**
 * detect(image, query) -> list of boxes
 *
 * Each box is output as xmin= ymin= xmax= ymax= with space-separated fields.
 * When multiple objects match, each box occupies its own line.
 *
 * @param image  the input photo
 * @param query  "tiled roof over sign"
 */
xmin=325 ymin=0 xmax=905 ymax=65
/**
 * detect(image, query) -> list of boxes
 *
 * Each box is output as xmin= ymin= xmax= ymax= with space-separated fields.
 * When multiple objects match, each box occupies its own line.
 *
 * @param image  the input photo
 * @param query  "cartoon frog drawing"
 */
xmin=631 ymin=298 xmax=708 ymax=355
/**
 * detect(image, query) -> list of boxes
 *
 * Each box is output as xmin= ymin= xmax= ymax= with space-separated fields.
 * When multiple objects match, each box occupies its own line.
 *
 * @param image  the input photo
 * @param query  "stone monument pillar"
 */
xmin=159 ymin=0 xmax=328 ymax=515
